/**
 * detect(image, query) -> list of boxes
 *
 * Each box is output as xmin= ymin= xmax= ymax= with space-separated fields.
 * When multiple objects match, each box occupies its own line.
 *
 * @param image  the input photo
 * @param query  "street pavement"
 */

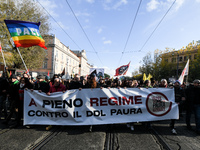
xmin=0 ymin=113 xmax=199 ymax=150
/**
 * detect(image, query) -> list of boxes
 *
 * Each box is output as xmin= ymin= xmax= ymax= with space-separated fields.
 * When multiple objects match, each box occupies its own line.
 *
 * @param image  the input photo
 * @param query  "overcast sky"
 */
xmin=37 ymin=0 xmax=200 ymax=77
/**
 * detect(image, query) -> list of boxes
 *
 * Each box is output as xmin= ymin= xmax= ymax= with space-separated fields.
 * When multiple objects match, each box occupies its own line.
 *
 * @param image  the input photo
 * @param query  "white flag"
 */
xmin=178 ymin=59 xmax=189 ymax=84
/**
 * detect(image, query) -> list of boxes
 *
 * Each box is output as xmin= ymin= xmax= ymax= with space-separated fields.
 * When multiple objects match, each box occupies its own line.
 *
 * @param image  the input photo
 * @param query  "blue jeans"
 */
xmin=194 ymin=104 xmax=200 ymax=131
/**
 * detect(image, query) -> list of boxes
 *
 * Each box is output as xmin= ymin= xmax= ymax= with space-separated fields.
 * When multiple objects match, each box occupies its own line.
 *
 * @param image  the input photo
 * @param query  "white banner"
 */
xmin=24 ymin=88 xmax=178 ymax=125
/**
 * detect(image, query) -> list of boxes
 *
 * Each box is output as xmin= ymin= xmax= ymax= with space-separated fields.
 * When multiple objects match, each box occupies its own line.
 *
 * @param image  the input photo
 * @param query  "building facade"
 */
xmin=161 ymin=47 xmax=199 ymax=79
xmin=162 ymin=48 xmax=198 ymax=68
xmin=30 ymin=35 xmax=92 ymax=78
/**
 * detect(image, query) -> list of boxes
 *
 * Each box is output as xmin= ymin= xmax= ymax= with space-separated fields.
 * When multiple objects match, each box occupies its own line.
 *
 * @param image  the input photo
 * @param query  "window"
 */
xmin=66 ymin=56 xmax=68 ymax=63
xmin=172 ymin=58 xmax=176 ymax=63
xmin=179 ymin=56 xmax=182 ymax=62
xmin=55 ymin=63 xmax=58 ymax=70
xmin=43 ymin=60 xmax=47 ymax=69
xmin=56 ymin=50 xmax=58 ymax=58
xmin=44 ymin=50 xmax=48 ymax=56
xmin=194 ymin=54 xmax=197 ymax=59
xmin=184 ymin=56 xmax=188 ymax=61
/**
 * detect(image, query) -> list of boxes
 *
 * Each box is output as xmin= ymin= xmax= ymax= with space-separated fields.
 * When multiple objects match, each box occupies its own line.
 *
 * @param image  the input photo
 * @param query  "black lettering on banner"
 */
xmin=36 ymin=110 xmax=42 ymax=116
xmin=86 ymin=111 xmax=93 ymax=117
xmin=55 ymin=100 xmax=62 ymax=108
xmin=42 ymin=100 xmax=50 ymax=108
xmin=63 ymin=99 xmax=72 ymax=108
xmin=73 ymin=111 xmax=82 ymax=118
xmin=110 ymin=109 xmax=116 ymax=116
xmin=137 ymin=108 xmax=142 ymax=114
xmin=55 ymin=112 xmax=61 ymax=117
xmin=62 ymin=112 xmax=68 ymax=117
xmin=43 ymin=111 xmax=49 ymax=117
xmin=42 ymin=99 xmax=83 ymax=108
xmin=110 ymin=108 xmax=142 ymax=115
xmin=74 ymin=98 xmax=83 ymax=107
xmin=28 ymin=110 xmax=35 ymax=116
xmin=28 ymin=110 xmax=68 ymax=118
xmin=86 ymin=110 xmax=106 ymax=117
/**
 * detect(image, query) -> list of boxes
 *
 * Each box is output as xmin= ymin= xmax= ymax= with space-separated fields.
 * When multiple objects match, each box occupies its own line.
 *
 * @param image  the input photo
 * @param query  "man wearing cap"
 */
xmin=34 ymin=75 xmax=50 ymax=93
xmin=185 ymin=79 xmax=200 ymax=133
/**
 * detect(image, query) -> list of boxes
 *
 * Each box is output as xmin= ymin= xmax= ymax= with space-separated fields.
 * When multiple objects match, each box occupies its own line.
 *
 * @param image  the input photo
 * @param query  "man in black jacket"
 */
xmin=3 ymin=74 xmax=20 ymax=128
xmin=34 ymin=75 xmax=50 ymax=93
xmin=69 ymin=74 xmax=82 ymax=90
xmin=0 ymin=72 xmax=9 ymax=119
xmin=170 ymin=80 xmax=185 ymax=134
xmin=185 ymin=79 xmax=200 ymax=133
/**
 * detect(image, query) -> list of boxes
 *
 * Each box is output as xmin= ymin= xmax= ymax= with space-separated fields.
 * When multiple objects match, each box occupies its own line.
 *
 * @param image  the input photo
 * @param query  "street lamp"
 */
xmin=71 ymin=64 xmax=81 ymax=78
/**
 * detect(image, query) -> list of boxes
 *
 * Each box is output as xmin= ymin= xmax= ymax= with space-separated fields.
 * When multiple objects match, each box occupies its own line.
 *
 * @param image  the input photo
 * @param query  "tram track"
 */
xmin=104 ymin=124 xmax=173 ymax=150
xmin=0 ymin=128 xmax=11 ymax=135
xmin=24 ymin=126 xmax=63 ymax=150
xmin=150 ymin=126 xmax=173 ymax=150
xmin=104 ymin=125 xmax=119 ymax=150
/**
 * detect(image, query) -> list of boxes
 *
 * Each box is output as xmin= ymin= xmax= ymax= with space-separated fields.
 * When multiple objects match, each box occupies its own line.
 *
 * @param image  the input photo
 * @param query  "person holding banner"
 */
xmin=86 ymin=74 xmax=98 ymax=132
xmin=15 ymin=77 xmax=33 ymax=128
xmin=159 ymin=79 xmax=168 ymax=88
xmin=46 ymin=78 xmax=66 ymax=131
xmin=170 ymin=80 xmax=185 ymax=135
xmin=47 ymin=78 xmax=66 ymax=95
xmin=143 ymin=80 xmax=153 ymax=130
xmin=69 ymin=74 xmax=82 ymax=90
xmin=34 ymin=75 xmax=50 ymax=93
xmin=143 ymin=80 xmax=153 ymax=88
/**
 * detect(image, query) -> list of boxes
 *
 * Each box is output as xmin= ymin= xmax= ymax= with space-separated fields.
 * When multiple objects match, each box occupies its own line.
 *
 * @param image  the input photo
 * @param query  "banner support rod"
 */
xmin=0 ymin=42 xmax=7 ymax=71
xmin=16 ymin=47 xmax=29 ymax=74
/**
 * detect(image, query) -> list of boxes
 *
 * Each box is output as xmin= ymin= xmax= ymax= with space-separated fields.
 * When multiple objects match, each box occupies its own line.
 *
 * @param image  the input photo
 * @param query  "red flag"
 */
xmin=0 ymin=43 xmax=2 ymax=52
xmin=115 ymin=62 xmax=130 ymax=76
xmin=61 ymin=67 xmax=65 ymax=76
xmin=47 ymin=71 xmax=49 ymax=76
xmin=25 ymin=69 xmax=29 ymax=74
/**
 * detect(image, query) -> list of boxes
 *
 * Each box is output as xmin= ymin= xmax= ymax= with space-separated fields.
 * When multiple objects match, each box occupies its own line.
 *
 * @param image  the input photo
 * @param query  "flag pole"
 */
xmin=16 ymin=47 xmax=29 ymax=74
xmin=0 ymin=42 xmax=7 ymax=71
xmin=9 ymin=37 xmax=29 ymax=75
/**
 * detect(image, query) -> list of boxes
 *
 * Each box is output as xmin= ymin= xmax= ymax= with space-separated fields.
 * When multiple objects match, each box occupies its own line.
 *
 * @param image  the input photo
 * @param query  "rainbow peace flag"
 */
xmin=4 ymin=20 xmax=47 ymax=49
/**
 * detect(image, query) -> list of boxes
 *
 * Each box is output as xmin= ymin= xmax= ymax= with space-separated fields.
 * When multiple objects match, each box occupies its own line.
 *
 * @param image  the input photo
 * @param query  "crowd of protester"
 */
xmin=0 ymin=71 xmax=200 ymax=135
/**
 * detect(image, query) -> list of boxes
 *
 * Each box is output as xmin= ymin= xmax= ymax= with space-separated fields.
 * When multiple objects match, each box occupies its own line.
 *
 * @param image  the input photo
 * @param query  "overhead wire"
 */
xmin=36 ymin=0 xmax=82 ymax=50
xmin=139 ymin=0 xmax=176 ymax=52
xmin=65 ymin=0 xmax=104 ymax=66
xmin=118 ymin=0 xmax=143 ymax=66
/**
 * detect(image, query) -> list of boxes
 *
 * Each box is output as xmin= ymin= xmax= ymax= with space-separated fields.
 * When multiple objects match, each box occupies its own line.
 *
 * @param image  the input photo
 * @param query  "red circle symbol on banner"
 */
xmin=146 ymin=92 xmax=172 ymax=117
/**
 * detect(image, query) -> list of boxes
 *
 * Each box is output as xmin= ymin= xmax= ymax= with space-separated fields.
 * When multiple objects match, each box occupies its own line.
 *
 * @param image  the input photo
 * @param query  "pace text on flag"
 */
xmin=4 ymin=20 xmax=47 ymax=49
